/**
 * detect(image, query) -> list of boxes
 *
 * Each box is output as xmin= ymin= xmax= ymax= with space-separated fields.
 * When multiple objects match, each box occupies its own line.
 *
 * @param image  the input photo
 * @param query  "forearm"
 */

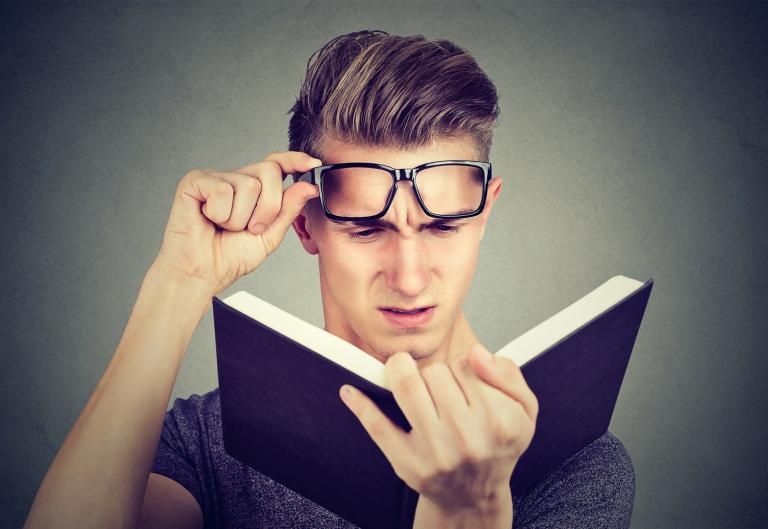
xmin=413 ymin=485 xmax=513 ymax=529
xmin=23 ymin=264 xmax=214 ymax=529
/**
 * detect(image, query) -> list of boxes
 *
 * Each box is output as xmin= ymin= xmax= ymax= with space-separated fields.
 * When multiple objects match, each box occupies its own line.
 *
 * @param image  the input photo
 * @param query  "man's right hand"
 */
xmin=152 ymin=151 xmax=322 ymax=296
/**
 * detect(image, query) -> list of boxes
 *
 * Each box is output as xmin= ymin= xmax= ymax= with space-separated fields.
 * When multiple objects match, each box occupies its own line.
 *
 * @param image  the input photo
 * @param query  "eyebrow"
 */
xmin=330 ymin=217 xmax=466 ymax=232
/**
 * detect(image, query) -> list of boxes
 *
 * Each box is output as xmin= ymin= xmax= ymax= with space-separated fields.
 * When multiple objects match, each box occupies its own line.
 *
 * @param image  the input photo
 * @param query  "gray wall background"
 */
xmin=1 ymin=1 xmax=766 ymax=528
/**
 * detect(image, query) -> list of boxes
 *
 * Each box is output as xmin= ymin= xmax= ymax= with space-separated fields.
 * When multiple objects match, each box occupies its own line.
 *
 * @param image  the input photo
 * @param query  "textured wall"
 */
xmin=1 ymin=2 xmax=766 ymax=528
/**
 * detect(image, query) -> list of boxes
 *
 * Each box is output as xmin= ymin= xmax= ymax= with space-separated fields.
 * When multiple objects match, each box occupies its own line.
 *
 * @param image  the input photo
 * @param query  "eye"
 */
xmin=433 ymin=224 xmax=461 ymax=234
xmin=349 ymin=228 xmax=381 ymax=240
xmin=348 ymin=224 xmax=462 ymax=240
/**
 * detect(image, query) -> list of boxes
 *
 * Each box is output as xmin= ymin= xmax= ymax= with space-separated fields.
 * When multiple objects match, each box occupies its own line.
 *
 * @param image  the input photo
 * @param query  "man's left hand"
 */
xmin=339 ymin=342 xmax=539 ymax=527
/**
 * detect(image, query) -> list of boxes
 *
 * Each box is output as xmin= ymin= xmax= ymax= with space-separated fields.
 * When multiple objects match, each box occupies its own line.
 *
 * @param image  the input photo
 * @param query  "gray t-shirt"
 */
xmin=151 ymin=388 xmax=635 ymax=528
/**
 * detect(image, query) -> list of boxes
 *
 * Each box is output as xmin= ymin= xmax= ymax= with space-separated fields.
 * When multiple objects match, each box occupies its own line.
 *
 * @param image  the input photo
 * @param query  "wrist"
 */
xmin=413 ymin=485 xmax=513 ymax=529
xmin=139 ymin=262 xmax=215 ymax=328
xmin=147 ymin=260 xmax=219 ymax=298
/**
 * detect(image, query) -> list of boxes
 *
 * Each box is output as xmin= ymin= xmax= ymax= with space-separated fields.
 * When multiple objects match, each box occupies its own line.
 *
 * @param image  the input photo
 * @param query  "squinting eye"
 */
xmin=348 ymin=225 xmax=461 ymax=240
xmin=349 ymin=228 xmax=380 ymax=239
xmin=434 ymin=225 xmax=461 ymax=234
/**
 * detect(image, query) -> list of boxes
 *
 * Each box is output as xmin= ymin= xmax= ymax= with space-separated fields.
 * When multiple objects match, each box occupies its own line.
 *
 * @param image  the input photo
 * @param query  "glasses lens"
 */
xmin=321 ymin=166 xmax=393 ymax=217
xmin=416 ymin=164 xmax=485 ymax=216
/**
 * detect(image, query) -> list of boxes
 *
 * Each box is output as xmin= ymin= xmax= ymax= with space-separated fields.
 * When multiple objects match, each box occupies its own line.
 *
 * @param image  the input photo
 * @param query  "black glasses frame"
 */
xmin=295 ymin=160 xmax=493 ymax=221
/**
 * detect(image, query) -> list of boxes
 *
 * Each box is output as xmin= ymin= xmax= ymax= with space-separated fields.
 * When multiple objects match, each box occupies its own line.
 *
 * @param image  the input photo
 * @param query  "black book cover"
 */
xmin=212 ymin=277 xmax=653 ymax=529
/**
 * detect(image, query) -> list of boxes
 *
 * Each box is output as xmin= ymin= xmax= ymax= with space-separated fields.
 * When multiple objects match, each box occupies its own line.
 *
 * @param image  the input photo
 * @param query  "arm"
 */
xmin=22 ymin=264 xmax=212 ymax=529
xmin=22 ymin=151 xmax=322 ymax=529
xmin=511 ymin=431 xmax=635 ymax=529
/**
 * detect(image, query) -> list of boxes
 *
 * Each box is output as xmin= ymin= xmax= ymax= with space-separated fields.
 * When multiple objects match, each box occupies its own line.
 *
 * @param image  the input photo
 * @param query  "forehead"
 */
xmin=318 ymin=136 xmax=479 ymax=166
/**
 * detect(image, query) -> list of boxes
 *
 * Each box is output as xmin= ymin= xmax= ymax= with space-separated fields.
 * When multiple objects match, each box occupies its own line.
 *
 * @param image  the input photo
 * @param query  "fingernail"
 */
xmin=340 ymin=385 xmax=354 ymax=402
xmin=251 ymin=223 xmax=265 ymax=234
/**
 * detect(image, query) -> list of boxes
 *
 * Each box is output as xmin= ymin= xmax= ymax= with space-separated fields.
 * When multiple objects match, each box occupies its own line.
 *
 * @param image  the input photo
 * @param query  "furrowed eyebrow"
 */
xmin=329 ymin=218 xmax=462 ymax=232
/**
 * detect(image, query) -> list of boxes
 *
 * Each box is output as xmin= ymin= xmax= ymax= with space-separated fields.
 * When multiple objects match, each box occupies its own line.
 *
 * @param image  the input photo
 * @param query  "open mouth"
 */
xmin=379 ymin=306 xmax=436 ymax=328
xmin=382 ymin=307 xmax=430 ymax=314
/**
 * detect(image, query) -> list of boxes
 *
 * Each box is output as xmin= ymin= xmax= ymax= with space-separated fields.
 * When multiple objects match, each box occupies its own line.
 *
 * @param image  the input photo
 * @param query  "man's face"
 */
xmin=292 ymin=136 xmax=503 ymax=365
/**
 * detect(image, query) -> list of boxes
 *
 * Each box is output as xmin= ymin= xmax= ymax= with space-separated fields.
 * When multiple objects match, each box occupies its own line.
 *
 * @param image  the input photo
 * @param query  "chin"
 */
xmin=372 ymin=336 xmax=441 ymax=362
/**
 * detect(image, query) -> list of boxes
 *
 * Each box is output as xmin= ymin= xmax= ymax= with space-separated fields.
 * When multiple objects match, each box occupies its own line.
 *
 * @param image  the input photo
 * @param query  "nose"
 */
xmin=381 ymin=180 xmax=433 ymax=298
xmin=384 ymin=234 xmax=431 ymax=299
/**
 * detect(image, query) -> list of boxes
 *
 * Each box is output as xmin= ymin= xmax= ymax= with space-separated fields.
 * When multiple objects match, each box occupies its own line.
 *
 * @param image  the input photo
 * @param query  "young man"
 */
xmin=23 ymin=31 xmax=635 ymax=529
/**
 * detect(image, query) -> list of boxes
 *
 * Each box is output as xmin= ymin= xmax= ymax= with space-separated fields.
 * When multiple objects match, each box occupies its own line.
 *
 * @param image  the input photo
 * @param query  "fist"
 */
xmin=153 ymin=151 xmax=322 ymax=295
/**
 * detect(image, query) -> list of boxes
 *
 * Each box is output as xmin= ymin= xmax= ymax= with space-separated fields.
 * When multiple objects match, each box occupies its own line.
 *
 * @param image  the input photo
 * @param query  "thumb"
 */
xmin=258 ymin=182 xmax=319 ymax=256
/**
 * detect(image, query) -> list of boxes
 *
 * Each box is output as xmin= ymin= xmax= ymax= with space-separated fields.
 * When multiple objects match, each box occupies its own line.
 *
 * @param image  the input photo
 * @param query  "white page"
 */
xmin=222 ymin=274 xmax=643 ymax=389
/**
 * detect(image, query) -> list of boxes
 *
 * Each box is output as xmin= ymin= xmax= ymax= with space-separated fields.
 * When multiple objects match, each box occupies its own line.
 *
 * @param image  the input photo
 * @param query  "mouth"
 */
xmin=378 ymin=306 xmax=436 ymax=328
xmin=379 ymin=306 xmax=435 ymax=314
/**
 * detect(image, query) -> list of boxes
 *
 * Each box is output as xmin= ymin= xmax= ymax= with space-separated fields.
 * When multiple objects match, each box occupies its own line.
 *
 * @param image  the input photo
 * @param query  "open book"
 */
xmin=212 ymin=275 xmax=653 ymax=529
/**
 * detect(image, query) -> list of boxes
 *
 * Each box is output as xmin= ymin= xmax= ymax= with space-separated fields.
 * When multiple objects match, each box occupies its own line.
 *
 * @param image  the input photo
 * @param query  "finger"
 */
xmin=339 ymin=384 xmax=410 ymax=467
xmin=419 ymin=362 xmax=470 ymax=419
xmin=233 ymin=151 xmax=322 ymax=186
xmin=447 ymin=354 xmax=487 ymax=409
xmin=257 ymin=180 xmax=319 ymax=256
xmin=232 ymin=161 xmax=284 ymax=234
xmin=468 ymin=343 xmax=539 ymax=423
xmin=493 ymin=397 xmax=535 ymax=458
xmin=235 ymin=153 xmax=322 ymax=248
xmin=204 ymin=170 xmax=262 ymax=231
xmin=181 ymin=170 xmax=234 ymax=226
xmin=385 ymin=352 xmax=440 ymax=432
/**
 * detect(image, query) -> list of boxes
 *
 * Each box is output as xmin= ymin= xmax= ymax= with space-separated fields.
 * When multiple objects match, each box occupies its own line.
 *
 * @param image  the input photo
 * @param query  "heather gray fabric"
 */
xmin=151 ymin=389 xmax=634 ymax=528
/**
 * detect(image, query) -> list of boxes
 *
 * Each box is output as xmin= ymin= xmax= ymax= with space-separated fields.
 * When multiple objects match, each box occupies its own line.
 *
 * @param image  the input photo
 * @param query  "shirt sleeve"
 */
xmin=512 ymin=431 xmax=636 ymax=529
xmin=150 ymin=393 xmax=210 ymax=513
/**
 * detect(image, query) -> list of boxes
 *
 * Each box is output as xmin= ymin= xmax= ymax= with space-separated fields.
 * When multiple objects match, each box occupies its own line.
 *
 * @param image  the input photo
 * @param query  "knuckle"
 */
xmin=449 ymin=355 xmax=472 ymax=377
xmin=261 ymin=158 xmax=283 ymax=172
xmin=419 ymin=462 xmax=441 ymax=485
xmin=385 ymin=351 xmax=411 ymax=375
xmin=264 ymin=159 xmax=281 ymax=169
xmin=251 ymin=160 xmax=282 ymax=181
xmin=457 ymin=439 xmax=484 ymax=464
xmin=240 ymin=176 xmax=262 ymax=195
xmin=492 ymin=414 xmax=521 ymax=446
xmin=261 ymin=199 xmax=283 ymax=221
xmin=495 ymin=356 xmax=517 ymax=374
xmin=410 ymin=469 xmax=428 ymax=492
xmin=420 ymin=362 xmax=449 ymax=381
xmin=183 ymin=168 xmax=205 ymax=181
xmin=366 ymin=416 xmax=388 ymax=440
xmin=530 ymin=393 xmax=540 ymax=419
xmin=215 ymin=181 xmax=233 ymax=196
xmin=421 ymin=364 xmax=453 ymax=394
xmin=505 ymin=359 xmax=526 ymax=382
xmin=394 ymin=373 xmax=423 ymax=397
xmin=526 ymin=415 xmax=536 ymax=441
xmin=391 ymin=350 xmax=412 ymax=364
xmin=433 ymin=450 xmax=457 ymax=475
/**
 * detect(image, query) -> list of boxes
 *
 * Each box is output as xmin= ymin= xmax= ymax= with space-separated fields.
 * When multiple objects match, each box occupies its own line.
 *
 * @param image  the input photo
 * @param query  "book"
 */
xmin=212 ymin=275 xmax=654 ymax=529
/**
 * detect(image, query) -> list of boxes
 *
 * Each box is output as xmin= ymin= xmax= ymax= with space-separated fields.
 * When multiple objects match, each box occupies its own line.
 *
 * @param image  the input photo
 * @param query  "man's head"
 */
xmin=287 ymin=30 xmax=502 ymax=366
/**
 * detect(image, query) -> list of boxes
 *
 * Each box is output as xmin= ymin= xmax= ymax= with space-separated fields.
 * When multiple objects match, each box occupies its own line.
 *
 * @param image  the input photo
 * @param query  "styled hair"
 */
xmin=287 ymin=30 xmax=500 ymax=166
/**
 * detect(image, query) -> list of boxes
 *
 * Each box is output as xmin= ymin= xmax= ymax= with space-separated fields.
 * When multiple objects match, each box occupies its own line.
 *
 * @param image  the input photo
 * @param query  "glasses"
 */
xmin=295 ymin=160 xmax=493 ymax=221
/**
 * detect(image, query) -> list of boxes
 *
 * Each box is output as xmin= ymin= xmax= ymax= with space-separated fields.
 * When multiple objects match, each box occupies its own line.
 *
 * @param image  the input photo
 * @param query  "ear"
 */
xmin=478 ymin=176 xmax=503 ymax=241
xmin=292 ymin=202 xmax=320 ymax=255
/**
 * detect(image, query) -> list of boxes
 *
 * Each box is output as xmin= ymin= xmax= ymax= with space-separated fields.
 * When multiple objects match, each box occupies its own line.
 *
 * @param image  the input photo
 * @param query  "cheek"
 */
xmin=318 ymin=239 xmax=377 ymax=294
xmin=435 ymin=236 xmax=481 ymax=306
xmin=320 ymin=230 xmax=480 ymax=293
xmin=436 ymin=232 xmax=480 ymax=271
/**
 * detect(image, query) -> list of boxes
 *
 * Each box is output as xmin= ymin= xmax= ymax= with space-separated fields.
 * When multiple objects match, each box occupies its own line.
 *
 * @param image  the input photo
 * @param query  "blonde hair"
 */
xmin=287 ymin=30 xmax=500 ymax=163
